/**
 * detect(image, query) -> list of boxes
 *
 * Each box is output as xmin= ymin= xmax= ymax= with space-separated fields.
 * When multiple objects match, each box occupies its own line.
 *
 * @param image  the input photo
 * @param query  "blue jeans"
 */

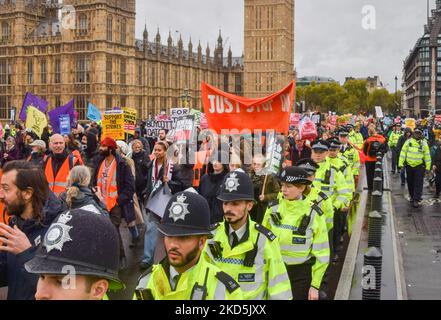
xmin=142 ymin=213 xmax=158 ymax=265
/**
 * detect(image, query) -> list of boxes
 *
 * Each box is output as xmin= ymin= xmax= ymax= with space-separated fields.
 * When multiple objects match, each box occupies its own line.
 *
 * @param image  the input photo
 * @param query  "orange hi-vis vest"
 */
xmin=97 ymin=159 xmax=118 ymax=212
xmin=45 ymin=155 xmax=78 ymax=197
xmin=72 ymin=150 xmax=84 ymax=165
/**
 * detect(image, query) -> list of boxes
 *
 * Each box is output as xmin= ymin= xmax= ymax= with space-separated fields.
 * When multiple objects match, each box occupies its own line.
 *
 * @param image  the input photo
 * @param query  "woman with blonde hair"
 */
xmin=60 ymin=165 xmax=108 ymax=215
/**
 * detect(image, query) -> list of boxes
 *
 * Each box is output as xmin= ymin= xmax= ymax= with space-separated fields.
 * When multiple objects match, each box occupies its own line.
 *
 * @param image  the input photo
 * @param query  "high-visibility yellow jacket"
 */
xmin=134 ymin=257 xmax=244 ymax=300
xmin=398 ymin=137 xmax=431 ymax=171
xmin=313 ymin=158 xmax=352 ymax=210
xmin=329 ymin=156 xmax=355 ymax=194
xmin=349 ymin=131 xmax=364 ymax=150
xmin=389 ymin=131 xmax=402 ymax=148
xmin=263 ymin=196 xmax=330 ymax=289
xmin=304 ymin=187 xmax=334 ymax=232
xmin=341 ymin=144 xmax=361 ymax=176
xmin=204 ymin=219 xmax=292 ymax=300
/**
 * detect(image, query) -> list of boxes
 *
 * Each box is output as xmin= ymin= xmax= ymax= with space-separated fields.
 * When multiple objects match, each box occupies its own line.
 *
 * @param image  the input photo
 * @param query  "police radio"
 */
xmin=190 ymin=268 xmax=209 ymax=300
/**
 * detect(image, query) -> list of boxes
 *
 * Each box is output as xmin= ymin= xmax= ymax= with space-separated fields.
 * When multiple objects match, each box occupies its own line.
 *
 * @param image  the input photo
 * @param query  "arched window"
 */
xmin=107 ymin=16 xmax=113 ymax=41
xmin=120 ymin=18 xmax=126 ymax=44
xmin=79 ymin=14 xmax=88 ymax=34
xmin=2 ymin=22 xmax=10 ymax=41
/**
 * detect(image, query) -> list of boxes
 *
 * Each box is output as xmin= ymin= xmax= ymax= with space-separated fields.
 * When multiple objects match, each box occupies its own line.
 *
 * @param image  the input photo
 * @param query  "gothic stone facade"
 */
xmin=0 ymin=0 xmax=243 ymax=120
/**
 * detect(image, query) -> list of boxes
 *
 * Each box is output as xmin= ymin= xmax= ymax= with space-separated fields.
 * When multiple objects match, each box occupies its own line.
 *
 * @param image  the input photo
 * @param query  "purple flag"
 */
xmin=48 ymin=99 xmax=75 ymax=133
xmin=20 ymin=92 xmax=49 ymax=121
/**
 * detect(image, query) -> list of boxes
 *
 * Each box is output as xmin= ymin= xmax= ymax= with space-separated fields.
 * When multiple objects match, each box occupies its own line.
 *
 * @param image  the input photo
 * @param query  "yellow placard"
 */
xmin=405 ymin=118 xmax=416 ymax=130
xmin=123 ymin=107 xmax=137 ymax=135
xmin=102 ymin=110 xmax=125 ymax=140
xmin=26 ymin=106 xmax=48 ymax=138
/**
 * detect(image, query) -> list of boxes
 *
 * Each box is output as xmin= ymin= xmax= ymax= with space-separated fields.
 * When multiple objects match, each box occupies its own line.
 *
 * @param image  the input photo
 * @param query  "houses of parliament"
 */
xmin=0 ymin=0 xmax=295 ymax=120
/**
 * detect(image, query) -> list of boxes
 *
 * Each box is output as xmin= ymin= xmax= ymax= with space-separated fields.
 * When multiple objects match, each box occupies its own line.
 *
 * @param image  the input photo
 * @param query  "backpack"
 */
xmin=368 ymin=141 xmax=381 ymax=157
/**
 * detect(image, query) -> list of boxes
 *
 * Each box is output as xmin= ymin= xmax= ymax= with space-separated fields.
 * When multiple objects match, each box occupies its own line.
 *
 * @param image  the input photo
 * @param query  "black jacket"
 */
xmin=60 ymin=186 xmax=108 ymax=215
xmin=289 ymin=145 xmax=312 ymax=165
xmin=132 ymin=150 xmax=151 ymax=195
xmin=198 ymin=169 xmax=228 ymax=224
xmin=0 ymin=192 xmax=61 ymax=300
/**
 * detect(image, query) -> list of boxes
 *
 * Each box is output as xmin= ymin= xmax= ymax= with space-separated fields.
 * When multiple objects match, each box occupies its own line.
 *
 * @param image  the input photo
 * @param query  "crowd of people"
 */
xmin=0 ymin=112 xmax=435 ymax=300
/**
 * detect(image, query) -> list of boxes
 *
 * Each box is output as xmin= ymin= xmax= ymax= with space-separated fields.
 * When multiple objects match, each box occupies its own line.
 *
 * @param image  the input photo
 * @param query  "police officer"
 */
xmin=327 ymin=138 xmax=354 ymax=259
xmin=310 ymin=140 xmax=351 ymax=262
xmin=263 ymin=167 xmax=330 ymax=300
xmin=388 ymin=124 xmax=403 ymax=174
xmin=204 ymin=171 xmax=292 ymax=300
xmin=24 ymin=209 xmax=124 ymax=300
xmin=348 ymin=124 xmax=364 ymax=150
xmin=134 ymin=191 xmax=243 ymax=300
xmin=398 ymin=128 xmax=431 ymax=208
xmin=297 ymin=158 xmax=334 ymax=242
xmin=339 ymin=128 xmax=361 ymax=187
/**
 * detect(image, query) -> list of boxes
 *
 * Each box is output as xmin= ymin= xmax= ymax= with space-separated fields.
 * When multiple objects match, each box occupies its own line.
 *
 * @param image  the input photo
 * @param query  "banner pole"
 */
xmin=260 ymin=174 xmax=269 ymax=199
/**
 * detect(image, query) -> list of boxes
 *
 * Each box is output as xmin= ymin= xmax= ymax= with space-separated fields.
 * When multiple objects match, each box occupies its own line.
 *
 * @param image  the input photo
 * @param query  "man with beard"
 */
xmin=134 ymin=191 xmax=243 ymax=300
xmin=0 ymin=161 xmax=50 ymax=299
xmin=44 ymin=134 xmax=80 ymax=197
xmin=92 ymin=137 xmax=136 ymax=270
xmin=204 ymin=171 xmax=292 ymax=300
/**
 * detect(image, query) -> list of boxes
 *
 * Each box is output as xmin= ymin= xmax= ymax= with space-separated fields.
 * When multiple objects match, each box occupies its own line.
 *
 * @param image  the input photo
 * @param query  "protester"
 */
xmin=198 ymin=153 xmax=229 ymax=224
xmin=140 ymin=141 xmax=173 ymax=270
xmin=0 ymin=161 xmax=50 ymax=300
xmin=363 ymin=126 xmax=387 ymax=191
xmin=27 ymin=140 xmax=47 ymax=167
xmin=60 ymin=165 xmax=108 ymax=215
xmin=288 ymin=134 xmax=312 ymax=165
xmin=249 ymin=154 xmax=280 ymax=224
xmin=44 ymin=134 xmax=80 ymax=197
xmin=92 ymin=137 xmax=137 ymax=269
xmin=1 ymin=136 xmax=20 ymax=168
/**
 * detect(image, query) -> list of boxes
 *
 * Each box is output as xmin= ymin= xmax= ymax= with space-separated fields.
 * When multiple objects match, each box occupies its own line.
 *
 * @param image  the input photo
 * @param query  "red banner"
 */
xmin=201 ymin=81 xmax=295 ymax=134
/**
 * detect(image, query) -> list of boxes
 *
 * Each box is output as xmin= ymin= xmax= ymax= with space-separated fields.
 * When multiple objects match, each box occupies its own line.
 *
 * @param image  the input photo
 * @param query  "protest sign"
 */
xmin=145 ymin=120 xmax=174 ymax=137
xmin=59 ymin=115 xmax=71 ymax=136
xmin=201 ymin=81 xmax=294 ymax=134
xmin=26 ymin=106 xmax=47 ymax=138
xmin=102 ymin=110 xmax=124 ymax=140
xmin=264 ymin=132 xmax=285 ymax=175
xmin=405 ymin=118 xmax=416 ymax=130
xmin=173 ymin=115 xmax=196 ymax=144
xmin=375 ymin=106 xmax=384 ymax=118
xmin=290 ymin=113 xmax=301 ymax=127
xmin=171 ymin=108 xmax=189 ymax=118
xmin=123 ymin=108 xmax=137 ymax=135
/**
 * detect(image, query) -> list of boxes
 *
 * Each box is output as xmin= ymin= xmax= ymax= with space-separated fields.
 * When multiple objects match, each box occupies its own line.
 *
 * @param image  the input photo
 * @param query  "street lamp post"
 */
xmin=395 ymin=76 xmax=398 ymax=116
xmin=180 ymin=88 xmax=192 ymax=109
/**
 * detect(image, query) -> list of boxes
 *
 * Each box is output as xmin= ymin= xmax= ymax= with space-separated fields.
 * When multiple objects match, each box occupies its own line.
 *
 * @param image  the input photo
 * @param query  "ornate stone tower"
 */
xmin=244 ymin=0 xmax=295 ymax=98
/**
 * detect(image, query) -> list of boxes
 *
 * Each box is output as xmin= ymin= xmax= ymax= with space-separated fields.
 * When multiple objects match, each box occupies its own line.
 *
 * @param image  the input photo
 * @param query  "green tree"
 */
xmin=343 ymin=79 xmax=369 ymax=110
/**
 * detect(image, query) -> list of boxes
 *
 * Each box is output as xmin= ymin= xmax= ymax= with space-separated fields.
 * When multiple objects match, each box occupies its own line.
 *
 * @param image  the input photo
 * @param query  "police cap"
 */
xmin=311 ymin=140 xmax=330 ymax=151
xmin=217 ymin=171 xmax=254 ymax=202
xmin=278 ymin=166 xmax=312 ymax=185
xmin=25 ymin=209 xmax=124 ymax=290
xmin=297 ymin=158 xmax=319 ymax=176
xmin=158 ymin=191 xmax=213 ymax=238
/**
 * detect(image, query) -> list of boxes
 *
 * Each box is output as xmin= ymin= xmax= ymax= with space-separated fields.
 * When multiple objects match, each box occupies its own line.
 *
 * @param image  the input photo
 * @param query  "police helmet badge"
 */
xmin=44 ymin=212 xmax=73 ymax=253
xmin=225 ymin=172 xmax=240 ymax=192
xmin=281 ymin=170 xmax=286 ymax=178
xmin=168 ymin=194 xmax=190 ymax=222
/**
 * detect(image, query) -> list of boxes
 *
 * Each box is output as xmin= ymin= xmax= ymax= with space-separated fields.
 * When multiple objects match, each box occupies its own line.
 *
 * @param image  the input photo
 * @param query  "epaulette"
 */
xmin=135 ymin=265 xmax=154 ymax=292
xmin=311 ymin=204 xmax=324 ymax=216
xmin=318 ymin=191 xmax=329 ymax=201
xmin=255 ymin=224 xmax=276 ymax=241
xmin=216 ymin=271 xmax=241 ymax=294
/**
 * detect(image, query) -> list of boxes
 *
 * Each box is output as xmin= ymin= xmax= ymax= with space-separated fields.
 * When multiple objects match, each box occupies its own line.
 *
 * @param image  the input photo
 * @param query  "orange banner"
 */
xmin=201 ymin=81 xmax=295 ymax=134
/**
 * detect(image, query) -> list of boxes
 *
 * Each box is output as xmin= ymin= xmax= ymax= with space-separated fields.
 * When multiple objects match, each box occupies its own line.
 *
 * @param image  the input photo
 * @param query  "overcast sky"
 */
xmin=136 ymin=0 xmax=431 ymax=92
